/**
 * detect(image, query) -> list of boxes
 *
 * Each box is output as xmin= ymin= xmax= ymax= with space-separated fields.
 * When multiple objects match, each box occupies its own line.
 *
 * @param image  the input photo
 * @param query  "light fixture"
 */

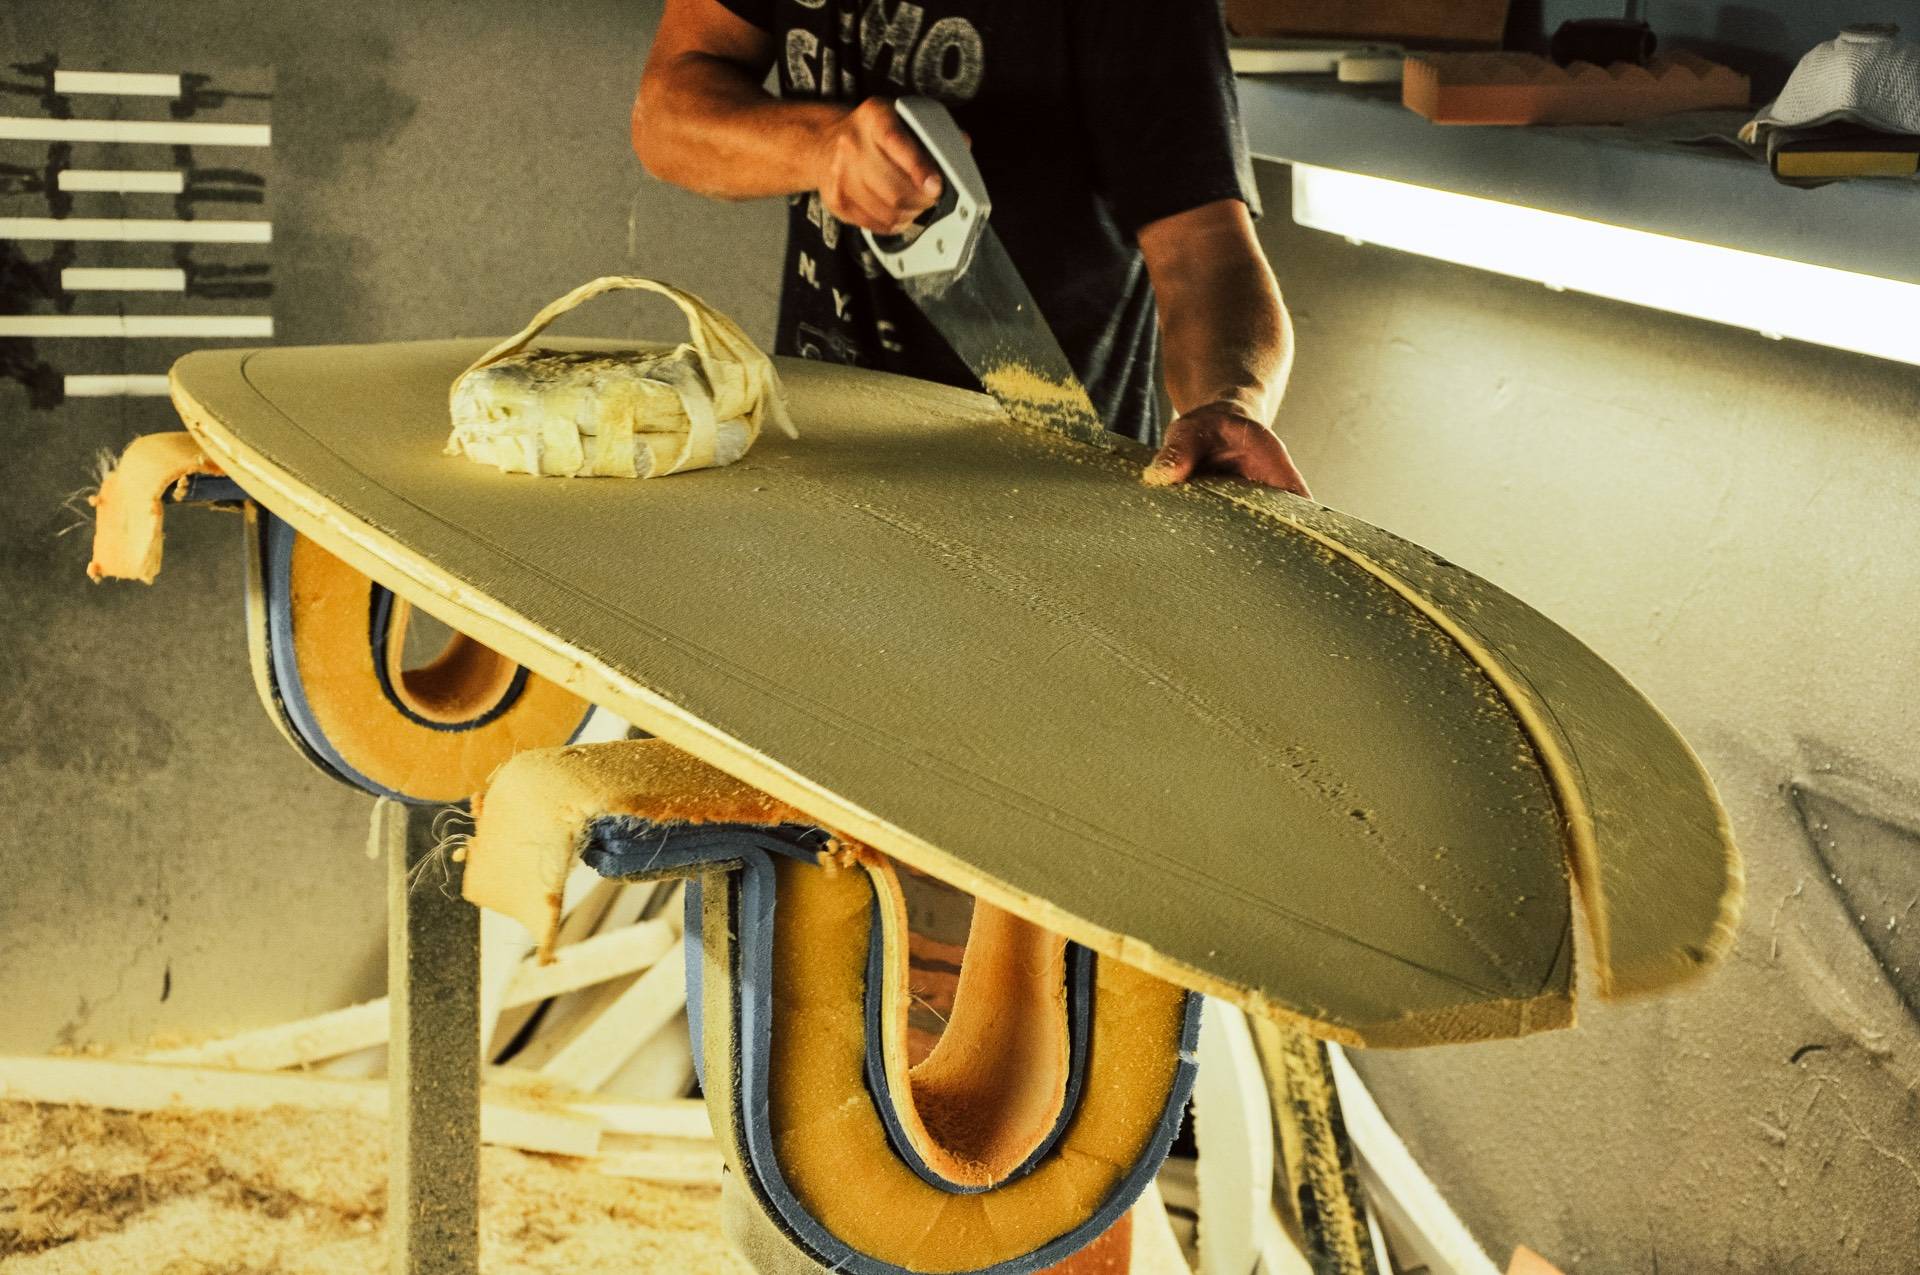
xmin=1290 ymin=162 xmax=1920 ymax=367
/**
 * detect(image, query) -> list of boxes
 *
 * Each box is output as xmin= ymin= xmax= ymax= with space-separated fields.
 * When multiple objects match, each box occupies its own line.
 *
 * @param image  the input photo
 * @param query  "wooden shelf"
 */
xmin=1238 ymin=77 xmax=1920 ymax=285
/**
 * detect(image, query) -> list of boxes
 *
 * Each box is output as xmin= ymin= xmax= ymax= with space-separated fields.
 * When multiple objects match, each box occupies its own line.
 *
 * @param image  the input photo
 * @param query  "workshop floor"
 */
xmin=0 ymin=1101 xmax=748 ymax=1274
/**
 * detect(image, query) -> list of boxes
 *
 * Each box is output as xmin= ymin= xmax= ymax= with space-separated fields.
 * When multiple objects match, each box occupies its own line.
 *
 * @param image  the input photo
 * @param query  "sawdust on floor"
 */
xmin=0 ymin=1100 xmax=747 ymax=1274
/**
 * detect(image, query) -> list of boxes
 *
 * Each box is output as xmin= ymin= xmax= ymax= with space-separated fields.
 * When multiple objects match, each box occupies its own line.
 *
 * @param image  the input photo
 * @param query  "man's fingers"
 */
xmin=822 ymin=98 xmax=943 ymax=234
xmin=1226 ymin=422 xmax=1313 ymax=498
xmin=865 ymin=165 xmax=936 ymax=226
xmin=826 ymin=187 xmax=886 ymax=234
xmin=873 ymin=106 xmax=943 ymax=201
xmin=838 ymin=163 xmax=919 ymax=233
xmin=1142 ymin=421 xmax=1206 ymax=488
xmin=843 ymin=173 xmax=920 ymax=235
xmin=1146 ymin=413 xmax=1313 ymax=497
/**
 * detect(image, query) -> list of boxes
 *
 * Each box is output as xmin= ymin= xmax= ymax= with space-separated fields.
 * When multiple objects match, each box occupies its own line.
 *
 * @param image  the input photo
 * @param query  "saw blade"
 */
xmin=898 ymin=228 xmax=1111 ymax=451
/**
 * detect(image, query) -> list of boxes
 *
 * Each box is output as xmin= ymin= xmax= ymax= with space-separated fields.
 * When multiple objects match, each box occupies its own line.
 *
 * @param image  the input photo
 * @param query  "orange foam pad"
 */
xmin=463 ymin=738 xmax=1187 ymax=1270
xmin=744 ymin=854 xmax=1187 ymax=1272
xmin=466 ymin=738 xmax=1079 ymax=1189
xmin=87 ymin=431 xmax=223 ymax=583
xmin=719 ymin=1172 xmax=1135 ymax=1275
xmin=260 ymin=528 xmax=587 ymax=804
xmin=1404 ymin=53 xmax=1749 ymax=125
xmin=878 ymin=889 xmax=1073 ymax=1187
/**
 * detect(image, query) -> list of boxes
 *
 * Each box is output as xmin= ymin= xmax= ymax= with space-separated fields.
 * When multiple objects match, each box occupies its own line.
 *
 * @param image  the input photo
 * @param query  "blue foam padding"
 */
xmin=177 ymin=474 xmax=247 ymax=504
xmin=580 ymin=815 xmax=1202 ymax=1275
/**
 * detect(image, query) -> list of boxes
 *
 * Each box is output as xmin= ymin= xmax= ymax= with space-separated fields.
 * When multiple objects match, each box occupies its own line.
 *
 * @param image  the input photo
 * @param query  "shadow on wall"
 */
xmin=1788 ymin=755 xmax=1920 ymax=1025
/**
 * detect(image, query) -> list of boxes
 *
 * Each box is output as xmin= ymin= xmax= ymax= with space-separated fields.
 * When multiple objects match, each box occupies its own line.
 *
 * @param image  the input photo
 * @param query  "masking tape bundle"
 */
xmin=446 ymin=276 xmax=794 ymax=479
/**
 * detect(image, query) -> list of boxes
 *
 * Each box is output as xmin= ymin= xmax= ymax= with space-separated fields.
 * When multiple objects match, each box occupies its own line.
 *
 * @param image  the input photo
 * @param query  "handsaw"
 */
xmin=864 ymin=96 xmax=1112 ymax=451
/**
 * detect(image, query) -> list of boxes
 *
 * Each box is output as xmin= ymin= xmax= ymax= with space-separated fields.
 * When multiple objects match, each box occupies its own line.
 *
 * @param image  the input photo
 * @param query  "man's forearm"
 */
xmin=633 ymin=51 xmax=844 ymax=200
xmin=1163 ymin=264 xmax=1293 ymax=424
xmin=1139 ymin=200 xmax=1294 ymax=424
xmin=1139 ymin=199 xmax=1309 ymax=495
xmin=634 ymin=4 xmax=939 ymax=236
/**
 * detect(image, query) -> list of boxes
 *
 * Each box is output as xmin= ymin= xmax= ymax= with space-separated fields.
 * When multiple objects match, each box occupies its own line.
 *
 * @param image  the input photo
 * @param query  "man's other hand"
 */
xmin=1143 ymin=402 xmax=1312 ymax=498
xmin=816 ymin=98 xmax=943 ymax=235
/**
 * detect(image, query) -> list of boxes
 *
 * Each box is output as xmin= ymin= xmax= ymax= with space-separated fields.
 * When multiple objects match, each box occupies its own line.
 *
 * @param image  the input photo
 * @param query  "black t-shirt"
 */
xmin=708 ymin=0 xmax=1257 ymax=443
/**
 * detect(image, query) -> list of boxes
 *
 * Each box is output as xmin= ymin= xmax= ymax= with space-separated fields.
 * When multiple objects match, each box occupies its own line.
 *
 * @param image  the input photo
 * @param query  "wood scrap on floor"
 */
xmin=0 ymin=1056 xmax=597 ymax=1158
xmin=97 ymin=864 xmax=700 ymax=1191
xmin=497 ymin=880 xmax=693 ymax=1098
xmin=537 ymin=940 xmax=687 ymax=1092
xmin=142 ymin=885 xmax=674 ymax=1073
xmin=478 ymin=860 xmax=603 ymax=1059
xmin=488 ymin=869 xmax=630 ymax=1056
xmin=0 ymin=1099 xmax=747 ymax=1274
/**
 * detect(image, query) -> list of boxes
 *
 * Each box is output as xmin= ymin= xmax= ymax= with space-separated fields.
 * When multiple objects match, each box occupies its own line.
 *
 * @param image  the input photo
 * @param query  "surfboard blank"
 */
xmin=169 ymin=339 xmax=1738 ymax=1046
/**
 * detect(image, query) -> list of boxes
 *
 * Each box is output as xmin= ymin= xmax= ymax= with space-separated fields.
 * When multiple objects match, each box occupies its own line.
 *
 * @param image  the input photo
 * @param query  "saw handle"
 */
xmin=864 ymin=96 xmax=991 ymax=282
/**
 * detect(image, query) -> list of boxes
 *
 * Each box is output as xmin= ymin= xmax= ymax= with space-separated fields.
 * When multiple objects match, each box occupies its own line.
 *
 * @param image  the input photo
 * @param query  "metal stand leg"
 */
xmin=378 ymin=797 xmax=480 ymax=1275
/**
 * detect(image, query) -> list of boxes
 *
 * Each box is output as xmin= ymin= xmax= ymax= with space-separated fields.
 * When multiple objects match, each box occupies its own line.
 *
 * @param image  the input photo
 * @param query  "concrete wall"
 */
xmin=5 ymin=2 xmax=1918 ymax=1272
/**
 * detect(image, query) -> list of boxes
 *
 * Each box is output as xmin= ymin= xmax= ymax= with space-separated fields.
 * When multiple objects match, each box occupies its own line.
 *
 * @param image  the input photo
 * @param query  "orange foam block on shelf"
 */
xmin=1403 ymin=52 xmax=1749 ymax=126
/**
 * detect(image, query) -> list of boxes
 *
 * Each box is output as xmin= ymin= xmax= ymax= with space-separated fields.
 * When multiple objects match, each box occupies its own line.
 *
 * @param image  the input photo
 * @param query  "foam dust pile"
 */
xmin=445 ymin=276 xmax=794 ymax=479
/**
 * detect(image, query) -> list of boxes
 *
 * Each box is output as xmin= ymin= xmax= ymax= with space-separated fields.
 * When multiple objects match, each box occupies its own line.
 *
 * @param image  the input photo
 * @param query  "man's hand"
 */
xmin=1143 ymin=402 xmax=1312 ymax=498
xmin=1135 ymin=201 xmax=1305 ymax=496
xmin=815 ymin=98 xmax=943 ymax=235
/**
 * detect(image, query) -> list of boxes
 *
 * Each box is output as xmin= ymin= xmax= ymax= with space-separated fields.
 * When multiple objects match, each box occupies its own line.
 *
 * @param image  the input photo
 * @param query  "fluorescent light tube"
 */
xmin=53 ymin=70 xmax=183 ymax=97
xmin=1 ymin=216 xmax=270 ymax=244
xmin=0 ymin=315 xmax=273 ymax=339
xmin=58 ymin=169 xmax=186 ymax=194
xmin=62 ymin=267 xmax=188 ymax=292
xmin=65 ymin=374 xmax=174 ymax=397
xmin=1290 ymin=163 xmax=1920 ymax=367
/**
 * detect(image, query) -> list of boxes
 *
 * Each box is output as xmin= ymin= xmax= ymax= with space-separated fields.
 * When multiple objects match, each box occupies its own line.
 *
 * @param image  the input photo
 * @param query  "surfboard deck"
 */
xmin=168 ymin=338 xmax=1738 ymax=1047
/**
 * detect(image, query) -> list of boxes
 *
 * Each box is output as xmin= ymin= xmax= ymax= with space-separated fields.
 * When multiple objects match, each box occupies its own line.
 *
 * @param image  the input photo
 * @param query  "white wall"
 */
xmin=1253 ymin=162 xmax=1920 ymax=1273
